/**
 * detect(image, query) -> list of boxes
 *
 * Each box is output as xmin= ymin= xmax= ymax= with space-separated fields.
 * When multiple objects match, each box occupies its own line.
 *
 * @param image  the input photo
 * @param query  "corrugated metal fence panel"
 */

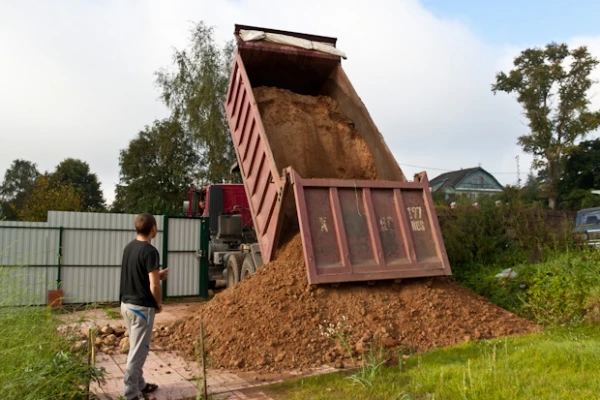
xmin=168 ymin=218 xmax=199 ymax=251
xmin=0 ymin=222 xmax=59 ymax=266
xmin=0 ymin=212 xmax=169 ymax=305
xmin=48 ymin=211 xmax=165 ymax=230
xmin=0 ymin=266 xmax=58 ymax=306
xmin=61 ymin=267 xmax=121 ymax=303
xmin=166 ymin=218 xmax=200 ymax=296
xmin=62 ymin=230 xmax=134 ymax=266
xmin=53 ymin=213 xmax=166 ymax=304
xmin=166 ymin=253 xmax=199 ymax=296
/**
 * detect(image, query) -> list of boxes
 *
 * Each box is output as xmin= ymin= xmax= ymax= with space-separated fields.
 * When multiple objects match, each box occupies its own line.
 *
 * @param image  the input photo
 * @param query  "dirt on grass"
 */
xmin=155 ymin=234 xmax=538 ymax=371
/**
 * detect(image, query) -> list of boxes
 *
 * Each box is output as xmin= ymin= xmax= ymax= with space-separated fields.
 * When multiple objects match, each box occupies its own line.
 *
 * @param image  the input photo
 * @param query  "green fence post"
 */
xmin=162 ymin=215 xmax=169 ymax=298
xmin=199 ymin=217 xmax=210 ymax=299
xmin=57 ymin=226 xmax=63 ymax=290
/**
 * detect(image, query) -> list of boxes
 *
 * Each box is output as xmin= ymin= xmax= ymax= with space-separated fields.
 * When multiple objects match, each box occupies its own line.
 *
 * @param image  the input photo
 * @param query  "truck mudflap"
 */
xmin=289 ymin=169 xmax=452 ymax=284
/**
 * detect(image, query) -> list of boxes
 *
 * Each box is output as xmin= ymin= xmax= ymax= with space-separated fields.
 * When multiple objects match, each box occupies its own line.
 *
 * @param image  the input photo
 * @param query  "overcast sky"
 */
xmin=2 ymin=0 xmax=600 ymax=204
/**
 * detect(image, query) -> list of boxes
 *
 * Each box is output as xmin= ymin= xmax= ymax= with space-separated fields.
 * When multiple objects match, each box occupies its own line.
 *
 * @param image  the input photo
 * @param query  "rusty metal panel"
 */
xmin=290 ymin=170 xmax=451 ymax=284
xmin=225 ymin=54 xmax=284 ymax=263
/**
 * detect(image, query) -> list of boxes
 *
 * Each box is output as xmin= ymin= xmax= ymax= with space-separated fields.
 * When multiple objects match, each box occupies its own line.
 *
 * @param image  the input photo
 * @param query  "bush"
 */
xmin=455 ymin=251 xmax=600 ymax=326
xmin=436 ymin=196 xmax=575 ymax=271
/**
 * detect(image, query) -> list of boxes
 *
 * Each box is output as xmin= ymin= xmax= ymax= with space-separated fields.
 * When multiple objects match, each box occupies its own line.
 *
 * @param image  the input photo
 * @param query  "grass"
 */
xmin=103 ymin=306 xmax=121 ymax=320
xmin=0 ymin=305 xmax=104 ymax=399
xmin=265 ymin=325 xmax=600 ymax=400
xmin=455 ymin=250 xmax=600 ymax=325
xmin=0 ymin=265 xmax=105 ymax=399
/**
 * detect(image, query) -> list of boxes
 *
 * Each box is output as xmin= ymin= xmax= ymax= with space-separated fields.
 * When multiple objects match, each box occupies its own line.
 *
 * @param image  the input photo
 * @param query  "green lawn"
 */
xmin=266 ymin=325 xmax=600 ymax=400
xmin=0 ymin=304 xmax=103 ymax=400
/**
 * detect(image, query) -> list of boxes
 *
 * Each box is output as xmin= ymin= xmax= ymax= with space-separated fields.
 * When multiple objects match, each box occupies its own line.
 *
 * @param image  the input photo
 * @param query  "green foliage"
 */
xmin=347 ymin=343 xmax=387 ymax=389
xmin=114 ymin=118 xmax=199 ymax=215
xmin=556 ymin=138 xmax=600 ymax=210
xmin=437 ymin=196 xmax=573 ymax=271
xmin=51 ymin=158 xmax=106 ymax=211
xmin=492 ymin=43 xmax=600 ymax=209
xmin=268 ymin=326 xmax=600 ymax=400
xmin=0 ymin=159 xmax=40 ymax=220
xmin=155 ymin=21 xmax=239 ymax=185
xmin=558 ymin=188 xmax=600 ymax=211
xmin=0 ymin=304 xmax=104 ymax=399
xmin=17 ymin=175 xmax=83 ymax=221
xmin=456 ymin=251 xmax=600 ymax=326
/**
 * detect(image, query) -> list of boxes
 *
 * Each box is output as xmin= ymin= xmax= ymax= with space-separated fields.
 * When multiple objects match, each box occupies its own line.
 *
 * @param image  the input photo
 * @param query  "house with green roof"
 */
xmin=430 ymin=167 xmax=503 ymax=200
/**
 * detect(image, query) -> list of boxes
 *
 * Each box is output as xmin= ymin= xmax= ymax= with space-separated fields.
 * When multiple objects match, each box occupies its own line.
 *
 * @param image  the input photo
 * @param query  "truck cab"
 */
xmin=184 ymin=184 xmax=261 ymax=287
xmin=573 ymin=207 xmax=600 ymax=246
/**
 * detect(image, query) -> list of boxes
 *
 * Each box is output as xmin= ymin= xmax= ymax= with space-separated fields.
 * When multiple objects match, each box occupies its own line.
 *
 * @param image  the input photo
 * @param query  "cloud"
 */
xmin=1 ymin=0 xmax=596 ymax=205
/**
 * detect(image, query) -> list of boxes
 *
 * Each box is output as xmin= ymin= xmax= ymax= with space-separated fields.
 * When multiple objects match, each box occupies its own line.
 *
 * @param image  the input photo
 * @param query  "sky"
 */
xmin=2 ymin=0 xmax=600 ymax=205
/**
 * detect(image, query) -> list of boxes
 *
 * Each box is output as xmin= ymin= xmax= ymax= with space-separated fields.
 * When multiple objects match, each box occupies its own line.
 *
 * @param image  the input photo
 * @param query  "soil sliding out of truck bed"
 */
xmin=253 ymin=86 xmax=379 ymax=180
xmin=154 ymin=89 xmax=537 ymax=372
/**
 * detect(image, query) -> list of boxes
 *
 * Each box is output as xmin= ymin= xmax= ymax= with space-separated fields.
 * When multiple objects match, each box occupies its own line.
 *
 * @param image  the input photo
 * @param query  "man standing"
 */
xmin=120 ymin=213 xmax=168 ymax=400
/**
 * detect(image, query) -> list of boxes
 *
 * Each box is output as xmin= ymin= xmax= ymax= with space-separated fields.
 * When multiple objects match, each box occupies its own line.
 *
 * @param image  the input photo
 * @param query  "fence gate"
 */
xmin=162 ymin=216 xmax=210 ymax=299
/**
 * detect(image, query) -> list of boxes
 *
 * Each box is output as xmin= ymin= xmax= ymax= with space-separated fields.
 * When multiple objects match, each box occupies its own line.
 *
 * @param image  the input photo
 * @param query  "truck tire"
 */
xmin=241 ymin=254 xmax=256 ymax=280
xmin=226 ymin=254 xmax=243 ymax=288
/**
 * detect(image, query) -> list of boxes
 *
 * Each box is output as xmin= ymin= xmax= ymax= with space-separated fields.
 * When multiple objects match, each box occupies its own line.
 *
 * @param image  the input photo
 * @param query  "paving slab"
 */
xmin=59 ymin=303 xmax=336 ymax=400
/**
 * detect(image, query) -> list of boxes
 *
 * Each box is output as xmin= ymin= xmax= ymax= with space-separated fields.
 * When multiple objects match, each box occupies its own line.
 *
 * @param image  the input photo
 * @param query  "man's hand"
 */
xmin=159 ymin=268 xmax=169 ymax=281
xmin=156 ymin=304 xmax=163 ymax=314
xmin=149 ymin=269 xmax=162 ymax=312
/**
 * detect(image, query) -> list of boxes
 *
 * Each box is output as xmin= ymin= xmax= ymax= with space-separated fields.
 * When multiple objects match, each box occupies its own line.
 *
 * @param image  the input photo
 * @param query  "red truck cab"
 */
xmin=186 ymin=184 xmax=253 ymax=229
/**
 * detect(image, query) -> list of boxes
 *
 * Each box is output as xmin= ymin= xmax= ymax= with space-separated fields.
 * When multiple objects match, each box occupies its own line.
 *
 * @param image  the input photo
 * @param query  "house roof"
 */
xmin=430 ymin=167 xmax=502 ymax=192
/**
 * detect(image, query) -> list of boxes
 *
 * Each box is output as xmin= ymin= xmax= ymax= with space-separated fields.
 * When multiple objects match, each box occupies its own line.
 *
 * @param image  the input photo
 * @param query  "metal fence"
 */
xmin=0 ymin=211 xmax=206 ymax=306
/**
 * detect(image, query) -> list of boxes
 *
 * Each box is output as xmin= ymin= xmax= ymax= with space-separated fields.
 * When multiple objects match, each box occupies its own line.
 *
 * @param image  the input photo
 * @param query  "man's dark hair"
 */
xmin=135 ymin=213 xmax=157 ymax=236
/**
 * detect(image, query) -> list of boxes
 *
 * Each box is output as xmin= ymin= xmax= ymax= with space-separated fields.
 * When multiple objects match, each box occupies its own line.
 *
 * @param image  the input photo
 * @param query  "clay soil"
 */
xmin=253 ymin=86 xmax=378 ymax=180
xmin=155 ymin=235 xmax=537 ymax=371
xmin=154 ymin=89 xmax=537 ymax=371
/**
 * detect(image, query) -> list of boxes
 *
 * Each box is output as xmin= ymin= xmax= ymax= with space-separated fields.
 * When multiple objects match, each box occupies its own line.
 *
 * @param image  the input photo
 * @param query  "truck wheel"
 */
xmin=241 ymin=254 xmax=256 ymax=280
xmin=226 ymin=254 xmax=243 ymax=288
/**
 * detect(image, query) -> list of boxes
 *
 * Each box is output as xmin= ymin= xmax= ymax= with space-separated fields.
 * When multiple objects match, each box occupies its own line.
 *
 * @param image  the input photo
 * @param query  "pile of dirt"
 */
xmin=253 ymin=86 xmax=378 ymax=180
xmin=154 ymin=88 xmax=537 ymax=370
xmin=154 ymin=235 xmax=538 ymax=371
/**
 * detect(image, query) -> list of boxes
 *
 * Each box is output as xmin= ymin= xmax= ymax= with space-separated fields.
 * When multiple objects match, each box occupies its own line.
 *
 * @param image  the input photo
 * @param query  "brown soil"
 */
xmin=154 ymin=235 xmax=538 ymax=371
xmin=253 ymin=86 xmax=378 ymax=180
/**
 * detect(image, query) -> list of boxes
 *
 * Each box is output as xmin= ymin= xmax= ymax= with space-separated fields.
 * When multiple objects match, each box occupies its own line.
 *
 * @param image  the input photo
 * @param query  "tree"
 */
xmin=492 ymin=43 xmax=600 ymax=209
xmin=155 ymin=21 xmax=239 ymax=185
xmin=51 ymin=158 xmax=106 ymax=211
xmin=521 ymin=172 xmax=544 ymax=205
xmin=18 ymin=175 xmax=83 ymax=221
xmin=557 ymin=138 xmax=600 ymax=210
xmin=114 ymin=118 xmax=200 ymax=215
xmin=0 ymin=159 xmax=40 ymax=220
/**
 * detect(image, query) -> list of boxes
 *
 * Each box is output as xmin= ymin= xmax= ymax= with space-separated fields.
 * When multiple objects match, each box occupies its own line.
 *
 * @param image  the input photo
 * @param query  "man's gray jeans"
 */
xmin=121 ymin=303 xmax=156 ymax=399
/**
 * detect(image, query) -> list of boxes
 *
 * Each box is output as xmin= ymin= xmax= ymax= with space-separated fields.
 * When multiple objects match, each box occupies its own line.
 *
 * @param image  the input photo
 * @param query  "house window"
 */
xmin=472 ymin=176 xmax=484 ymax=187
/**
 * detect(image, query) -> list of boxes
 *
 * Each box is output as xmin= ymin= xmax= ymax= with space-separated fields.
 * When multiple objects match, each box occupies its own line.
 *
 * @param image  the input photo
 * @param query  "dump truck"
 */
xmin=196 ymin=24 xmax=452 ymax=286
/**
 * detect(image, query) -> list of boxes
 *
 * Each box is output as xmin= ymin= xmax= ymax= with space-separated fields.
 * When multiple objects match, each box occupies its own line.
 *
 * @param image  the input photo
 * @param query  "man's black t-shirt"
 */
xmin=120 ymin=240 xmax=160 ymax=308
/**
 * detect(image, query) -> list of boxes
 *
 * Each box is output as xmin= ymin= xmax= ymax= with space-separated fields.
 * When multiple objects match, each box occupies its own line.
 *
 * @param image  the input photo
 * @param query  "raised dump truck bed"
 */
xmin=225 ymin=24 xmax=451 ymax=284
